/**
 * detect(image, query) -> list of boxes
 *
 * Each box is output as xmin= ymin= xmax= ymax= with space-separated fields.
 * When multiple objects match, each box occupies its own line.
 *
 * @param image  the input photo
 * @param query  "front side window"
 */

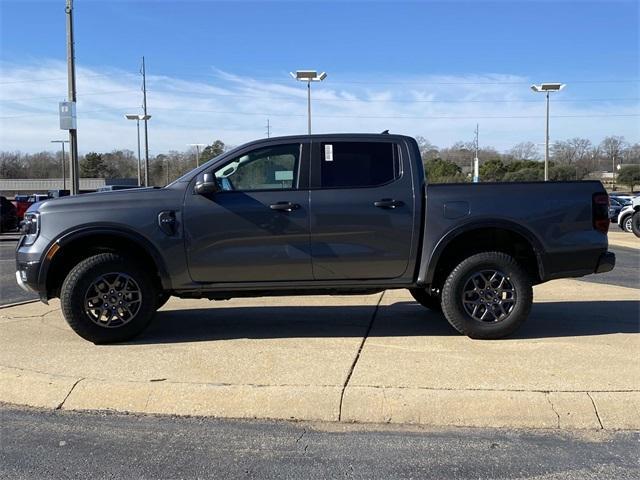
xmin=214 ymin=144 xmax=300 ymax=191
xmin=320 ymin=141 xmax=400 ymax=189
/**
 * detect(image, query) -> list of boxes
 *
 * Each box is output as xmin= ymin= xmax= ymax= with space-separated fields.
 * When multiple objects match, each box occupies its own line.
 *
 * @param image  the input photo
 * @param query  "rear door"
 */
xmin=309 ymin=138 xmax=416 ymax=280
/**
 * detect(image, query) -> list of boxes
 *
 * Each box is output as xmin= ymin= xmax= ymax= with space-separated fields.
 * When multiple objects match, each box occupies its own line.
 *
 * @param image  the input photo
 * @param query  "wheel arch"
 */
xmin=423 ymin=220 xmax=546 ymax=289
xmin=41 ymin=225 xmax=172 ymax=299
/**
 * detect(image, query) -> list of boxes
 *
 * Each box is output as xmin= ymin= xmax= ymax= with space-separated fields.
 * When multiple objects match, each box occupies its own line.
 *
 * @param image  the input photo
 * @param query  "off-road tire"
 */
xmin=632 ymin=211 xmax=640 ymax=238
xmin=441 ymin=251 xmax=533 ymax=339
xmin=409 ymin=288 xmax=442 ymax=312
xmin=60 ymin=253 xmax=158 ymax=344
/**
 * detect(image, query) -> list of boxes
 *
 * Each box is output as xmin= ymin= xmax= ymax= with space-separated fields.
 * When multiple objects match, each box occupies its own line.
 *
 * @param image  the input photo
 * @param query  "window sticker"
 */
xmin=324 ymin=144 xmax=333 ymax=161
xmin=275 ymin=170 xmax=293 ymax=181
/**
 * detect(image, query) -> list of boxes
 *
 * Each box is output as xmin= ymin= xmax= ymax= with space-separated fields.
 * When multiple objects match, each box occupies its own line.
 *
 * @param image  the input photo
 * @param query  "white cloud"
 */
xmin=0 ymin=60 xmax=638 ymax=153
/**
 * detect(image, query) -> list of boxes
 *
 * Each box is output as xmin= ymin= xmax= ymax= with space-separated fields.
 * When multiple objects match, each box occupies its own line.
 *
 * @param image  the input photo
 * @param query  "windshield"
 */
xmin=166 ymin=144 xmax=244 ymax=186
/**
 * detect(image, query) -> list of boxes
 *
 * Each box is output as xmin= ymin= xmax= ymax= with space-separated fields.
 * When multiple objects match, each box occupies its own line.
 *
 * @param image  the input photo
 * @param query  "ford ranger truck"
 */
xmin=16 ymin=134 xmax=615 ymax=343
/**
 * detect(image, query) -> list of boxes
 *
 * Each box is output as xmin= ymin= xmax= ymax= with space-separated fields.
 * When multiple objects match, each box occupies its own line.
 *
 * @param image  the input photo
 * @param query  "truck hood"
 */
xmin=30 ymin=187 xmax=182 ymax=214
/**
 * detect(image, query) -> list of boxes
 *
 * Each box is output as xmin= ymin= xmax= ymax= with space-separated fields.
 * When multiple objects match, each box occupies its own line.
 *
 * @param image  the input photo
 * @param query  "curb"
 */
xmin=0 ymin=300 xmax=39 ymax=309
xmin=1 ymin=366 xmax=638 ymax=430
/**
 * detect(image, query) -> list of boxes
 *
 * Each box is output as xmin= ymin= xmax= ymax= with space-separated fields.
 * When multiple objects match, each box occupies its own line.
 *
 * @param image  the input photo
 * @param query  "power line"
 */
xmin=2 ymin=107 xmax=638 ymax=121
xmin=1 ymin=72 xmax=638 ymax=86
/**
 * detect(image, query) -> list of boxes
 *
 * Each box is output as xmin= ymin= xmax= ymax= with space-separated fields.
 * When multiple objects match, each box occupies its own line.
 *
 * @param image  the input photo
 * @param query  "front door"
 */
xmin=184 ymin=142 xmax=312 ymax=283
xmin=309 ymin=139 xmax=416 ymax=280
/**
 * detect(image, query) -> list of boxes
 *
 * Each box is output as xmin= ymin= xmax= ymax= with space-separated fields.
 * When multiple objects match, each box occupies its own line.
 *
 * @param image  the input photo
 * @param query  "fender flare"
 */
xmin=39 ymin=224 xmax=172 ymax=294
xmin=420 ymin=219 xmax=547 ymax=284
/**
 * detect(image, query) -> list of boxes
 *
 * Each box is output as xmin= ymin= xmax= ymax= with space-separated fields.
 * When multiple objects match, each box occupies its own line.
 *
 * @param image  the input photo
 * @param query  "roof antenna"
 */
xmin=381 ymin=129 xmax=389 ymax=134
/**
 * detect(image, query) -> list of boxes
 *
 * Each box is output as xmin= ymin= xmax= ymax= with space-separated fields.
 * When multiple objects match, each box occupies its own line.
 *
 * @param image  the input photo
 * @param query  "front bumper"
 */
xmin=594 ymin=251 xmax=615 ymax=274
xmin=15 ymin=260 xmax=40 ymax=293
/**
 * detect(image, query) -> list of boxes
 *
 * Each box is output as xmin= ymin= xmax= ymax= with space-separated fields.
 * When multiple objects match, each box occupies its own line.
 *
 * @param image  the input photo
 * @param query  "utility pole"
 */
xmin=141 ymin=56 xmax=150 ymax=186
xmin=266 ymin=118 xmax=271 ymax=138
xmin=473 ymin=123 xmax=479 ymax=183
xmin=65 ymin=0 xmax=79 ymax=195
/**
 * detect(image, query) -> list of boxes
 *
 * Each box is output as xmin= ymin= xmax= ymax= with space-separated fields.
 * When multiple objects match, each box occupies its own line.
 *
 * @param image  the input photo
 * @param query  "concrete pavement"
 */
xmin=608 ymin=231 xmax=639 ymax=250
xmin=1 ymin=278 xmax=638 ymax=429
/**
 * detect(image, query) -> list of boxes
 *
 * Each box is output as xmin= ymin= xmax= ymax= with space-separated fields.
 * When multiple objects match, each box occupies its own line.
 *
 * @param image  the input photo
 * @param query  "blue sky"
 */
xmin=1 ymin=0 xmax=638 ymax=153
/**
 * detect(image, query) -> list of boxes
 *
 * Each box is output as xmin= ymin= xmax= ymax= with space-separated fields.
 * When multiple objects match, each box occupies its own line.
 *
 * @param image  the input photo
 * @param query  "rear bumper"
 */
xmin=594 ymin=251 xmax=615 ymax=274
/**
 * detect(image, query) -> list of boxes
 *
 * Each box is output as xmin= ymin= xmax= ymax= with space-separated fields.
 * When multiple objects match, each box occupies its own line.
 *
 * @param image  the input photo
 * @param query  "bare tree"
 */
xmin=509 ymin=142 xmax=540 ymax=161
xmin=414 ymin=136 xmax=439 ymax=161
xmin=600 ymin=136 xmax=628 ymax=171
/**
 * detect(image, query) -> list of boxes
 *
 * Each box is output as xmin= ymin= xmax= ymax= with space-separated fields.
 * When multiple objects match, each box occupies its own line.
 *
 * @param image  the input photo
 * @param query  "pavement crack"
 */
xmin=545 ymin=393 xmax=560 ymax=428
xmin=338 ymin=292 xmax=383 ymax=422
xmin=55 ymin=377 xmax=84 ymax=410
xmin=587 ymin=392 xmax=604 ymax=429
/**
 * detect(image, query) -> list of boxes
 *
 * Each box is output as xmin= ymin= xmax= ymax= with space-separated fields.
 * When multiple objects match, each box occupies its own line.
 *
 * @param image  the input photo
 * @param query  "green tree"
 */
xmin=617 ymin=165 xmax=640 ymax=190
xmin=503 ymin=168 xmax=543 ymax=182
xmin=549 ymin=165 xmax=579 ymax=181
xmin=424 ymin=158 xmax=466 ymax=183
xmin=479 ymin=159 xmax=506 ymax=181
xmin=200 ymin=140 xmax=226 ymax=162
xmin=80 ymin=152 xmax=113 ymax=178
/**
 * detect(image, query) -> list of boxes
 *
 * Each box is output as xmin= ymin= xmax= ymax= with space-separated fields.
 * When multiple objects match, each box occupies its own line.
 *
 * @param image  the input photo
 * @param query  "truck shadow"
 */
xmin=129 ymin=299 xmax=640 ymax=345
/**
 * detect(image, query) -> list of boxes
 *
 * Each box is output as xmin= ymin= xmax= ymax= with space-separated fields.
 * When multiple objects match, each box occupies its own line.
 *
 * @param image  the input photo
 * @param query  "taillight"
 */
xmin=593 ymin=193 xmax=610 ymax=234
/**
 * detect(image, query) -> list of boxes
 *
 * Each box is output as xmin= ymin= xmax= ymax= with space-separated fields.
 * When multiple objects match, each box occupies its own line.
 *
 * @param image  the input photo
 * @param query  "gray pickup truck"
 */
xmin=16 ymin=133 xmax=614 ymax=343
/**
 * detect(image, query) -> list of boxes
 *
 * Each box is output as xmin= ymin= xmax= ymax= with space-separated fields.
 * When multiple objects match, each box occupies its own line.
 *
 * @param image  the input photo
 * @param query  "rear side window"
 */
xmin=320 ymin=142 xmax=400 ymax=188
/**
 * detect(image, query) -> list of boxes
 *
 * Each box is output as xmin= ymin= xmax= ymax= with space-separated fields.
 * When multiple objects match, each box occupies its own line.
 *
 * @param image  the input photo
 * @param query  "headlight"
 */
xmin=21 ymin=212 xmax=40 ymax=246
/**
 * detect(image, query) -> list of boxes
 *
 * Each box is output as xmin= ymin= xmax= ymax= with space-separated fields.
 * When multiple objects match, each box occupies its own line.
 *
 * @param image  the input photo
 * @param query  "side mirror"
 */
xmin=194 ymin=173 xmax=220 ymax=195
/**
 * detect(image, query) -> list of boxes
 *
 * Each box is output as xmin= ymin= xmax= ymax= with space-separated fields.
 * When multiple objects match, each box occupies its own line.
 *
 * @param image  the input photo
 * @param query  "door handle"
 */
xmin=269 ymin=202 xmax=300 ymax=212
xmin=374 ymin=199 xmax=404 ymax=209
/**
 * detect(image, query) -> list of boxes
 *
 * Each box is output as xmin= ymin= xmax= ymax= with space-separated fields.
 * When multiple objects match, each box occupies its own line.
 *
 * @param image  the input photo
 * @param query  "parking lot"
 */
xmin=1 ymin=232 xmax=638 ymax=430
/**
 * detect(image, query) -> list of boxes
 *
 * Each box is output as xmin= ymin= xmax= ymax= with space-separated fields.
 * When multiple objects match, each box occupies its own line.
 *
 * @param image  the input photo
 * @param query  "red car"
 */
xmin=13 ymin=194 xmax=50 ymax=220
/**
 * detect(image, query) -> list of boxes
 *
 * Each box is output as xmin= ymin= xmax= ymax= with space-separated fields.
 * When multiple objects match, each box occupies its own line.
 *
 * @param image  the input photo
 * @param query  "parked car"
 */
xmin=96 ymin=185 xmax=141 ymax=192
xmin=609 ymin=196 xmax=629 ymax=221
xmin=610 ymin=193 xmax=636 ymax=204
xmin=0 ymin=196 xmax=19 ymax=232
xmin=14 ymin=193 xmax=50 ymax=220
xmin=617 ymin=204 xmax=635 ymax=233
xmin=632 ymin=197 xmax=640 ymax=238
xmin=15 ymin=133 xmax=615 ymax=343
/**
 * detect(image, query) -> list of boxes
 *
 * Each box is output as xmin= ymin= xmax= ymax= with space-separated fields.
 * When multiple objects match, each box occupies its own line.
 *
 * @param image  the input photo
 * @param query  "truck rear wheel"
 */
xmin=441 ymin=251 xmax=533 ymax=339
xmin=60 ymin=253 xmax=158 ymax=344
xmin=409 ymin=288 xmax=442 ymax=312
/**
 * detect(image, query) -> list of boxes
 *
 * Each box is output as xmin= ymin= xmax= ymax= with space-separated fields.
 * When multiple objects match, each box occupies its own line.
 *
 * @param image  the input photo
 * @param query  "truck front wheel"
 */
xmin=60 ymin=253 xmax=158 ymax=344
xmin=441 ymin=252 xmax=533 ymax=339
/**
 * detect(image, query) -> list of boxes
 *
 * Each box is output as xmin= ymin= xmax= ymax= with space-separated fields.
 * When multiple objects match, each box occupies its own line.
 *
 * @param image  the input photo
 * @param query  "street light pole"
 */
xmin=51 ymin=140 xmax=69 ymax=191
xmin=307 ymin=80 xmax=311 ymax=135
xmin=65 ymin=0 xmax=80 ymax=195
xmin=531 ymin=83 xmax=565 ymax=181
xmin=290 ymin=70 xmax=327 ymax=135
xmin=125 ymin=114 xmax=151 ymax=186
xmin=135 ymin=118 xmax=141 ymax=185
xmin=188 ymin=144 xmax=206 ymax=167
xmin=545 ymin=91 xmax=550 ymax=182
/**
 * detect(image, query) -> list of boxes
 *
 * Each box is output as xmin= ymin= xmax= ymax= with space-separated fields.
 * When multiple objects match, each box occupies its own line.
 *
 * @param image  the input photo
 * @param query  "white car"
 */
xmin=617 ymin=196 xmax=640 ymax=236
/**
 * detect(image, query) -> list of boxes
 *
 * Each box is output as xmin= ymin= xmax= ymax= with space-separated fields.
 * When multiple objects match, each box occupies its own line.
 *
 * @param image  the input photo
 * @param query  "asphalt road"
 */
xmin=1 ymin=405 xmax=638 ymax=480
xmin=0 ymin=240 xmax=38 ymax=306
xmin=581 ymin=244 xmax=640 ymax=289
